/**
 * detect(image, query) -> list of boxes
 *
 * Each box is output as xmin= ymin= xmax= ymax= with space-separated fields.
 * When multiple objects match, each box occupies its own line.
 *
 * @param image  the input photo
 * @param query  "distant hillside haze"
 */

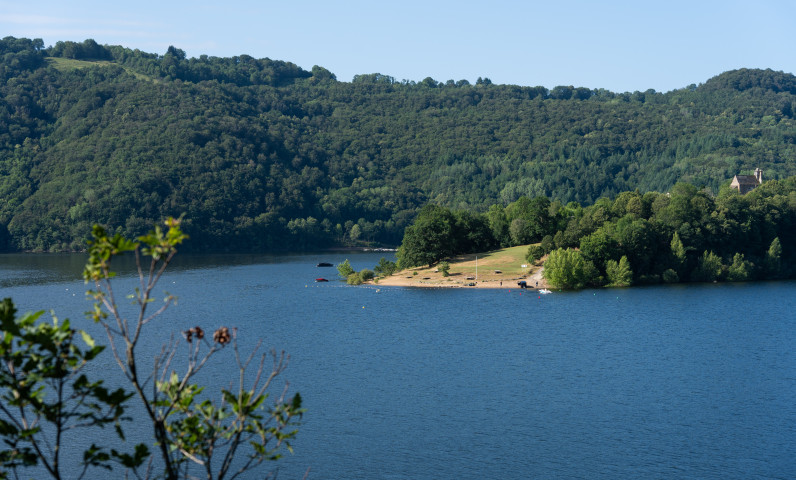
xmin=1 ymin=37 xmax=795 ymax=252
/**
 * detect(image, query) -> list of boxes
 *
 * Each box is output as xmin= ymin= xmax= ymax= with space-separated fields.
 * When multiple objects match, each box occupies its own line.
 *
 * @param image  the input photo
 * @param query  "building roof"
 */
xmin=732 ymin=175 xmax=760 ymax=186
xmin=730 ymin=174 xmax=761 ymax=194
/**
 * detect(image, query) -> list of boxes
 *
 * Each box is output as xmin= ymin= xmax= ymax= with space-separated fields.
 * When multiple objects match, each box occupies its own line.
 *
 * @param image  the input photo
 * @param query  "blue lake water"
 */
xmin=1 ymin=252 xmax=795 ymax=479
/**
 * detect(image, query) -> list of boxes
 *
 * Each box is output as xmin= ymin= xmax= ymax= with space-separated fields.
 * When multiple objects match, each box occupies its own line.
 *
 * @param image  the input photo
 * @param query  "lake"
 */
xmin=2 ymin=252 xmax=795 ymax=479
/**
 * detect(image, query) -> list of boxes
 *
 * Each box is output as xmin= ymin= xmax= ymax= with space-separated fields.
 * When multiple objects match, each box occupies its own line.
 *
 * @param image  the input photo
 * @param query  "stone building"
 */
xmin=730 ymin=168 xmax=762 ymax=194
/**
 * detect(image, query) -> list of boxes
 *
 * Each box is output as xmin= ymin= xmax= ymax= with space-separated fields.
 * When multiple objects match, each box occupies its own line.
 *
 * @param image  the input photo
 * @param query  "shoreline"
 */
xmin=372 ymin=273 xmax=548 ymax=289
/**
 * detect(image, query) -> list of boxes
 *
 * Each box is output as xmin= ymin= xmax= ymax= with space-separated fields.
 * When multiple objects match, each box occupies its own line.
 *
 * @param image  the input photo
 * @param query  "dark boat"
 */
xmin=315 ymin=278 xmax=329 ymax=282
xmin=317 ymin=262 xmax=333 ymax=267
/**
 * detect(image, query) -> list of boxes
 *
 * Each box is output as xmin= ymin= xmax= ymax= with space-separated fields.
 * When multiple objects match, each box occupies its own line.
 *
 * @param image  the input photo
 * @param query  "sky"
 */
xmin=2 ymin=0 xmax=795 ymax=93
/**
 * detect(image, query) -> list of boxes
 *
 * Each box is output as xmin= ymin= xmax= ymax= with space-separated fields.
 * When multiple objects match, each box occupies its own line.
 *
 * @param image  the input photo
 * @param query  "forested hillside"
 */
xmin=2 ymin=36 xmax=796 ymax=252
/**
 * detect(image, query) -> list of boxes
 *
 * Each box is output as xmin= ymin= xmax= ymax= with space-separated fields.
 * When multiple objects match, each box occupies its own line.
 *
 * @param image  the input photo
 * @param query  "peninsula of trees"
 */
xmin=395 ymin=179 xmax=796 ymax=288
xmin=2 ymin=36 xmax=796 ymax=252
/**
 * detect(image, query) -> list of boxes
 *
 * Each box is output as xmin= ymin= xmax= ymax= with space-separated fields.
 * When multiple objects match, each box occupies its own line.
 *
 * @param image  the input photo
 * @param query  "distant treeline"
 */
xmin=396 ymin=179 xmax=796 ymax=288
xmin=2 ymin=36 xmax=796 ymax=252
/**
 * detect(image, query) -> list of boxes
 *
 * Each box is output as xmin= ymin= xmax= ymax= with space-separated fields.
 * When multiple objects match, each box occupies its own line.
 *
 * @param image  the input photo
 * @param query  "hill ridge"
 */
xmin=1 ymin=36 xmax=795 ymax=252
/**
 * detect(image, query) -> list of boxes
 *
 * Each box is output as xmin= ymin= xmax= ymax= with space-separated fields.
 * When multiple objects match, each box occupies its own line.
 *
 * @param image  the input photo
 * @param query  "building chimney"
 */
xmin=755 ymin=168 xmax=762 ymax=184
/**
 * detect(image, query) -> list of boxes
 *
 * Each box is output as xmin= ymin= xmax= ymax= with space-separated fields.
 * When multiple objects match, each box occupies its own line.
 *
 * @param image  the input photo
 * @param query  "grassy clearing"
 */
xmin=376 ymin=244 xmax=545 ymax=288
xmin=46 ymin=57 xmax=156 ymax=82
xmin=445 ymin=244 xmax=532 ymax=276
xmin=47 ymin=57 xmax=115 ymax=71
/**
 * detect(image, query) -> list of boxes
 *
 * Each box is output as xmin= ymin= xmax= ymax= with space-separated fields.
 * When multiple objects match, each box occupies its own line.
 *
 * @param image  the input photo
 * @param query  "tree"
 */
xmin=727 ymin=252 xmax=753 ymax=282
xmin=540 ymin=235 xmax=555 ymax=254
xmin=396 ymin=205 xmax=456 ymax=268
xmin=87 ymin=219 xmax=303 ymax=479
xmin=670 ymin=231 xmax=687 ymax=275
xmin=543 ymin=248 xmax=594 ymax=289
xmin=359 ymin=269 xmax=375 ymax=281
xmin=486 ymin=205 xmax=511 ymax=247
xmin=438 ymin=261 xmax=450 ymax=277
xmin=579 ymin=227 xmax=619 ymax=273
xmin=373 ymin=257 xmax=397 ymax=277
xmin=1 ymin=219 xmax=303 ymax=480
xmin=505 ymin=196 xmax=553 ymax=244
xmin=764 ymin=237 xmax=783 ymax=278
xmin=605 ymin=255 xmax=633 ymax=287
xmin=337 ymin=259 xmax=355 ymax=279
xmin=662 ymin=268 xmax=679 ymax=283
xmin=166 ymin=45 xmax=187 ymax=60
xmin=452 ymin=210 xmax=496 ymax=254
xmin=509 ymin=218 xmax=532 ymax=245
xmin=310 ymin=65 xmax=336 ymax=81
xmin=691 ymin=250 xmax=724 ymax=282
xmin=349 ymin=224 xmax=362 ymax=244
xmin=344 ymin=268 xmax=373 ymax=285
xmin=346 ymin=272 xmax=363 ymax=285
xmin=614 ymin=217 xmax=662 ymax=277
xmin=526 ymin=244 xmax=545 ymax=263
xmin=0 ymin=299 xmax=140 ymax=479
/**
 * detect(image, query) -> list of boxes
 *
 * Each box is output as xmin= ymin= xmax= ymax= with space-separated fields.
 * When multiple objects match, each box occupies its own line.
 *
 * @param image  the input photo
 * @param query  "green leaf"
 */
xmin=79 ymin=330 xmax=95 ymax=349
xmin=111 ymin=443 xmax=150 ymax=468
xmin=291 ymin=392 xmax=303 ymax=410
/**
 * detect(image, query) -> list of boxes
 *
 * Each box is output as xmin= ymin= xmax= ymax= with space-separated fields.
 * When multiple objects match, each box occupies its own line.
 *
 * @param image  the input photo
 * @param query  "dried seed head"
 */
xmin=213 ymin=327 xmax=230 ymax=344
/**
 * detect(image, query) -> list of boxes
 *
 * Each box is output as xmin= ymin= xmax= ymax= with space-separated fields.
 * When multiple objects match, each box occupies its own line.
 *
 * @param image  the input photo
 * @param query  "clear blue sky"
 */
xmin=2 ymin=0 xmax=794 ymax=93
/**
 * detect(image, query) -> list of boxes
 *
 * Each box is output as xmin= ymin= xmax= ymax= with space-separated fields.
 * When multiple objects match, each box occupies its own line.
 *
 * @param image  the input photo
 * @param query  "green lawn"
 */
xmin=448 ymin=244 xmax=534 ymax=275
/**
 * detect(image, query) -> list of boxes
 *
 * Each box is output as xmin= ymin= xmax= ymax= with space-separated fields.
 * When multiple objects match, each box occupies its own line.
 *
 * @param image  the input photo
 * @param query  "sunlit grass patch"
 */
xmin=45 ymin=57 xmax=156 ymax=82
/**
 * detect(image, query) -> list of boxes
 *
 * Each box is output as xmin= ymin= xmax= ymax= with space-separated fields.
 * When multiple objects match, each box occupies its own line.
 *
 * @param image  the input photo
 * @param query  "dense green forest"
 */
xmin=2 ymin=36 xmax=796 ymax=252
xmin=395 ymin=178 xmax=796 ymax=287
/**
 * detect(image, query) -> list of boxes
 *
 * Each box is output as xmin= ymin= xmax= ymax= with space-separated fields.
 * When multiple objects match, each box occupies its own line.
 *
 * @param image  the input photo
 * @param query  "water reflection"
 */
xmin=0 ymin=253 xmax=86 ymax=287
xmin=0 ymin=250 xmax=373 ymax=288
